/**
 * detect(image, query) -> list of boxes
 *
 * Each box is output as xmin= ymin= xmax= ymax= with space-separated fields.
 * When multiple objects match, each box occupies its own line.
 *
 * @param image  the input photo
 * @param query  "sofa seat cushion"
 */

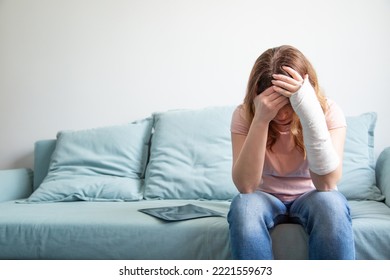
xmin=0 ymin=200 xmax=231 ymax=260
xmin=1 ymin=199 xmax=389 ymax=260
xmin=269 ymin=201 xmax=390 ymax=260
xmin=349 ymin=200 xmax=390 ymax=259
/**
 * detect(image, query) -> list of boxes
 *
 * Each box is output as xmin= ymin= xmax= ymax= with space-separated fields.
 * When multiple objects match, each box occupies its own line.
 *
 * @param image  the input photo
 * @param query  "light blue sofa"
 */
xmin=1 ymin=106 xmax=389 ymax=259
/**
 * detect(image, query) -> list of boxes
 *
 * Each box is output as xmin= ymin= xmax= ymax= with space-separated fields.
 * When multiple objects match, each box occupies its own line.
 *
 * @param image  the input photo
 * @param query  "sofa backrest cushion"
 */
xmin=338 ymin=112 xmax=384 ymax=201
xmin=144 ymin=106 xmax=239 ymax=200
xmin=30 ymin=107 xmax=383 ymax=202
xmin=26 ymin=118 xmax=153 ymax=202
xmin=33 ymin=139 xmax=56 ymax=190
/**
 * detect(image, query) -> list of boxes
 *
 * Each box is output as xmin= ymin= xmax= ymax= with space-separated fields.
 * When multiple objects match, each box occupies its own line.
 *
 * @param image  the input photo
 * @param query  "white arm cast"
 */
xmin=290 ymin=77 xmax=339 ymax=175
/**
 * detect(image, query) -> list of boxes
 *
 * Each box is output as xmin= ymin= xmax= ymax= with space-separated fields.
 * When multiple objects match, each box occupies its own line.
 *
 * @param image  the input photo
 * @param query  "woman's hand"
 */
xmin=253 ymin=86 xmax=290 ymax=123
xmin=271 ymin=66 xmax=305 ymax=97
xmin=232 ymin=86 xmax=288 ymax=194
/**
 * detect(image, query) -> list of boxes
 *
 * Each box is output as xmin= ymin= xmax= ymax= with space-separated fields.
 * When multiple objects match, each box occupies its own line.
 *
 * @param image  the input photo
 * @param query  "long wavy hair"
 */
xmin=243 ymin=45 xmax=328 ymax=155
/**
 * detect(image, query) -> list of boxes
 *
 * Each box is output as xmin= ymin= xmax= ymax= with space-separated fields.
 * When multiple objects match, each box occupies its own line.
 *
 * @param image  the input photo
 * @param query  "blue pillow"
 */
xmin=144 ymin=106 xmax=239 ymax=200
xmin=338 ymin=112 xmax=384 ymax=201
xmin=24 ymin=118 xmax=153 ymax=202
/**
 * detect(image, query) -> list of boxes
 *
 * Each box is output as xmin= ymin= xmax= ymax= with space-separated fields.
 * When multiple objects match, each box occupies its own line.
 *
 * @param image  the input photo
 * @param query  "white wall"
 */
xmin=1 ymin=0 xmax=389 ymax=169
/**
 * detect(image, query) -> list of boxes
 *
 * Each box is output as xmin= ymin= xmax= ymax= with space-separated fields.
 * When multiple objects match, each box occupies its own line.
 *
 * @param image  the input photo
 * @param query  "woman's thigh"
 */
xmin=289 ymin=190 xmax=351 ymax=227
xmin=228 ymin=191 xmax=288 ymax=229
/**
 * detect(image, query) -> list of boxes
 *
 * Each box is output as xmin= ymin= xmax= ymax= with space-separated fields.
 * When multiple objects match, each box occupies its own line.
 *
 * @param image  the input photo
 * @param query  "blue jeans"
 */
xmin=227 ymin=190 xmax=355 ymax=259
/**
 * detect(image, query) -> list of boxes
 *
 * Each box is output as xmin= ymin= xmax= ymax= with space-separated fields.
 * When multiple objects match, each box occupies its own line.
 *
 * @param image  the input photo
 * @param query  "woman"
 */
xmin=228 ymin=45 xmax=355 ymax=259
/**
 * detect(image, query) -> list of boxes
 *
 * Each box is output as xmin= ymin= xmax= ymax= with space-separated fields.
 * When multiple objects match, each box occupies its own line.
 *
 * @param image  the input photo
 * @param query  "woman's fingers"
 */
xmin=258 ymin=85 xmax=288 ymax=101
xmin=254 ymin=92 xmax=289 ymax=123
xmin=274 ymin=93 xmax=290 ymax=109
xmin=266 ymin=92 xmax=290 ymax=110
xmin=272 ymin=85 xmax=294 ymax=97
xmin=282 ymin=66 xmax=303 ymax=81
xmin=271 ymin=80 xmax=297 ymax=93
xmin=271 ymin=74 xmax=303 ymax=89
xmin=271 ymin=66 xmax=305 ymax=97
xmin=259 ymin=85 xmax=276 ymax=96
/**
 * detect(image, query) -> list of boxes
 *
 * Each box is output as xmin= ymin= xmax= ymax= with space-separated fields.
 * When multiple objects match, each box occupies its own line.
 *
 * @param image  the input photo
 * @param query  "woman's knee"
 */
xmin=298 ymin=190 xmax=348 ymax=209
xmin=230 ymin=192 xmax=262 ymax=208
xmin=228 ymin=191 xmax=286 ymax=227
xmin=291 ymin=190 xmax=351 ymax=224
xmin=229 ymin=192 xmax=261 ymax=221
xmin=229 ymin=191 xmax=279 ymax=214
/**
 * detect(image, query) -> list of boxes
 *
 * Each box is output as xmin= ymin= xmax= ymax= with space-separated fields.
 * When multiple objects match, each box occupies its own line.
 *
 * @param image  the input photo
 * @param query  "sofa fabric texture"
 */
xmin=0 ymin=106 xmax=389 ymax=259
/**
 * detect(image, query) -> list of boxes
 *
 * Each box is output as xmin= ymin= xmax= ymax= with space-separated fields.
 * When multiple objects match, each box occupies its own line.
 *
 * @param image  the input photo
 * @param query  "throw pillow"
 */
xmin=144 ymin=106 xmax=239 ymax=200
xmin=24 ymin=118 xmax=153 ymax=202
xmin=338 ymin=112 xmax=384 ymax=201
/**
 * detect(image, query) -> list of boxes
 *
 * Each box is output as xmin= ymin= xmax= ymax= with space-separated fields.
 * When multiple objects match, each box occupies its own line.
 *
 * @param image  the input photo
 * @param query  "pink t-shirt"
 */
xmin=230 ymin=99 xmax=347 ymax=202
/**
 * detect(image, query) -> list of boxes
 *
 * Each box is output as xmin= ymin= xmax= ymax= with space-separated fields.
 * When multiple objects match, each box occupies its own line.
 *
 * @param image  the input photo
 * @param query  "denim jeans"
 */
xmin=227 ymin=190 xmax=355 ymax=259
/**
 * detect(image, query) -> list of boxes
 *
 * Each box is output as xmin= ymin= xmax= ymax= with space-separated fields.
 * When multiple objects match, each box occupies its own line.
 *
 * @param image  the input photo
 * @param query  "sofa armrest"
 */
xmin=0 ymin=168 xmax=33 ymax=202
xmin=376 ymin=147 xmax=390 ymax=207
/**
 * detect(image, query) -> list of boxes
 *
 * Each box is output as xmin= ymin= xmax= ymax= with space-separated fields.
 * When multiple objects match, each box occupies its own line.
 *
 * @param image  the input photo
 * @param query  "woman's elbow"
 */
xmin=232 ymin=174 xmax=260 ymax=194
xmin=310 ymin=168 xmax=342 ymax=191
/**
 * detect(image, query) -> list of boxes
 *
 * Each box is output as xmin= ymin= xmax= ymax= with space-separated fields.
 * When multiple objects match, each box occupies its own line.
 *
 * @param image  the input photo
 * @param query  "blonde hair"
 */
xmin=243 ymin=45 xmax=328 ymax=155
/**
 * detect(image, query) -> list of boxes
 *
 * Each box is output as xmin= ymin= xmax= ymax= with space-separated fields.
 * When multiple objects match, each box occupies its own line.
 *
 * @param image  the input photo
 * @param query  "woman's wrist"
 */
xmin=251 ymin=116 xmax=270 ymax=130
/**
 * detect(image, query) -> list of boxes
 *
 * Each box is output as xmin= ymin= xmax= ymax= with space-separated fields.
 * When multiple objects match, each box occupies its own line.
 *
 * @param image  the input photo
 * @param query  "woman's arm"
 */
xmin=310 ymin=127 xmax=346 ymax=191
xmin=272 ymin=66 xmax=346 ymax=191
xmin=231 ymin=121 xmax=269 ymax=193
xmin=232 ymin=87 xmax=289 ymax=193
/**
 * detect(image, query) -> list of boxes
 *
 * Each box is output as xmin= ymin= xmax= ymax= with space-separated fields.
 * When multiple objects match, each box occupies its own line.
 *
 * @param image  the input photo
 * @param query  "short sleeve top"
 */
xmin=230 ymin=99 xmax=346 ymax=201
